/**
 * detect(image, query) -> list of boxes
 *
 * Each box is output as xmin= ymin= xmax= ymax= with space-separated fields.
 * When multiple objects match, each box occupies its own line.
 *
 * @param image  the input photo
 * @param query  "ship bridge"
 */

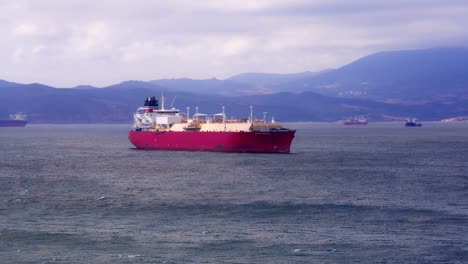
xmin=133 ymin=95 xmax=183 ymax=130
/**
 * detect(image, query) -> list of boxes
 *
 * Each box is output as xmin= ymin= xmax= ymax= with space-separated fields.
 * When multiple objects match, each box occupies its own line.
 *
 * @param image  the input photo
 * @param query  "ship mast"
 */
xmin=161 ymin=94 xmax=165 ymax=110
xmin=263 ymin=112 xmax=269 ymax=130
xmin=222 ymin=106 xmax=226 ymax=131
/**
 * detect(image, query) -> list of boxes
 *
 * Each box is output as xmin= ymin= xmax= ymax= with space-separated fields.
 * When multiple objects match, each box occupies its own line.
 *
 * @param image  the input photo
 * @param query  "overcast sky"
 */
xmin=1 ymin=0 xmax=467 ymax=87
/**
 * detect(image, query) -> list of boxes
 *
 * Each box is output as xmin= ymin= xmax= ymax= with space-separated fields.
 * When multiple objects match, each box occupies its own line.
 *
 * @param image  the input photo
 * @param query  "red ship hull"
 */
xmin=128 ymin=130 xmax=296 ymax=153
xmin=0 ymin=120 xmax=27 ymax=127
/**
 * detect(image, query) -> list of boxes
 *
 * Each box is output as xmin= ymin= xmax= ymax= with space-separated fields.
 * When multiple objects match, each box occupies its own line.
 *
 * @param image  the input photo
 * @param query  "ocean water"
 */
xmin=0 ymin=123 xmax=467 ymax=263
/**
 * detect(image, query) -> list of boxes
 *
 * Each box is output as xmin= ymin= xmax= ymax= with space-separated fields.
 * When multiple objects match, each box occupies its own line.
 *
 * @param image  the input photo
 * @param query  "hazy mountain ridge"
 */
xmin=72 ymin=85 xmax=99 ymax=89
xmin=0 ymin=79 xmax=20 ymax=88
xmin=227 ymin=71 xmax=321 ymax=87
xmin=1 ymin=47 xmax=468 ymax=123
xmin=1 ymin=85 xmax=467 ymax=123
xmin=285 ymin=47 xmax=468 ymax=99
xmin=149 ymin=78 xmax=260 ymax=95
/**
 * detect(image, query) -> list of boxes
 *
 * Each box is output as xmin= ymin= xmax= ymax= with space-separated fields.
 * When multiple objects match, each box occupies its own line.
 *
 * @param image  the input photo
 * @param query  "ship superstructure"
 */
xmin=343 ymin=116 xmax=368 ymax=126
xmin=405 ymin=117 xmax=422 ymax=127
xmin=129 ymin=96 xmax=295 ymax=153
xmin=0 ymin=113 xmax=28 ymax=127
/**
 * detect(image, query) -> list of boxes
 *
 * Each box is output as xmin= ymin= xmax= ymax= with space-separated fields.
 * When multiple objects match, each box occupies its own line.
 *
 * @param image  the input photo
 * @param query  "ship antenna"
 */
xmin=170 ymin=96 xmax=177 ymax=108
xmin=263 ymin=112 xmax=267 ymax=123
xmin=186 ymin=107 xmax=190 ymax=120
xmin=195 ymin=106 xmax=199 ymax=120
xmin=249 ymin=105 xmax=253 ymax=123
xmin=161 ymin=94 xmax=165 ymax=110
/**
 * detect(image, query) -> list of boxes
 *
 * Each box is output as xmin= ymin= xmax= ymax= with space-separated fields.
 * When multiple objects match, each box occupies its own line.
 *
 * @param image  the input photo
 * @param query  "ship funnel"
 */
xmin=144 ymin=96 xmax=159 ymax=109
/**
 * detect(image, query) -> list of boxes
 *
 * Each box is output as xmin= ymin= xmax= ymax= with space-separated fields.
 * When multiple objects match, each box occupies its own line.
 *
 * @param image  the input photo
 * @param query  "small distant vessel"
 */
xmin=344 ymin=116 xmax=368 ymax=126
xmin=405 ymin=118 xmax=422 ymax=127
xmin=128 ymin=96 xmax=296 ymax=153
xmin=0 ymin=113 xmax=27 ymax=127
xmin=440 ymin=116 xmax=468 ymax=122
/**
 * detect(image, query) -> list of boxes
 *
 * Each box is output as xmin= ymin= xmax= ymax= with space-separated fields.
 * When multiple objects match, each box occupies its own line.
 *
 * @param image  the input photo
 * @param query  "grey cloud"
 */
xmin=0 ymin=0 xmax=467 ymax=87
xmin=254 ymin=0 xmax=468 ymax=16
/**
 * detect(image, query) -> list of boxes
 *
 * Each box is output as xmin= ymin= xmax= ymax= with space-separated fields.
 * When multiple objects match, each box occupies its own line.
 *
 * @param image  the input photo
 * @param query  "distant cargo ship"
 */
xmin=344 ymin=116 xmax=368 ymax=126
xmin=128 ymin=96 xmax=295 ymax=153
xmin=440 ymin=116 xmax=468 ymax=122
xmin=0 ymin=113 xmax=27 ymax=127
xmin=405 ymin=118 xmax=422 ymax=127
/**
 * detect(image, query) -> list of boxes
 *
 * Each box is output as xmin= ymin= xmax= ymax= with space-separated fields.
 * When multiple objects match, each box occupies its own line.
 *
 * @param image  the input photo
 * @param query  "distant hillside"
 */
xmin=146 ymin=47 xmax=468 ymax=101
xmin=71 ymin=85 xmax=99 ymax=89
xmin=227 ymin=71 xmax=320 ymax=87
xmin=0 ymin=79 xmax=21 ymax=88
xmin=149 ymin=78 xmax=255 ymax=95
xmin=1 ymin=83 xmax=467 ymax=123
xmin=103 ymin=80 xmax=162 ymax=90
xmin=286 ymin=47 xmax=468 ymax=100
xmin=2 ymin=47 xmax=468 ymax=123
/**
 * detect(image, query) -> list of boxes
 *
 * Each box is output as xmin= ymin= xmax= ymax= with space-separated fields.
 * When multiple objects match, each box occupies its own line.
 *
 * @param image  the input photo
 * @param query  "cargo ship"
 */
xmin=405 ymin=118 xmax=422 ymax=127
xmin=128 ymin=96 xmax=295 ymax=153
xmin=343 ymin=116 xmax=368 ymax=126
xmin=0 ymin=113 xmax=27 ymax=127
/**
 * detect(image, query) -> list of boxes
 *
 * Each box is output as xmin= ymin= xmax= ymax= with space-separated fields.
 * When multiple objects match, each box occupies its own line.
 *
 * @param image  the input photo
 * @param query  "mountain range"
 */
xmin=1 ymin=47 xmax=467 ymax=123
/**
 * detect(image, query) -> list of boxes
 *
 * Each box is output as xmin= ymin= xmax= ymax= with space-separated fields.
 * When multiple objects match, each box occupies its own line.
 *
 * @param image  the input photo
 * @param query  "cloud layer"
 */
xmin=1 ymin=0 xmax=467 ymax=87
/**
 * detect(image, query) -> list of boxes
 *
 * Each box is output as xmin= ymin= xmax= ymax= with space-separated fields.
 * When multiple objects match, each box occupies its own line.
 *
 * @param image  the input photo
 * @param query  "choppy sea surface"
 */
xmin=0 ymin=122 xmax=467 ymax=263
